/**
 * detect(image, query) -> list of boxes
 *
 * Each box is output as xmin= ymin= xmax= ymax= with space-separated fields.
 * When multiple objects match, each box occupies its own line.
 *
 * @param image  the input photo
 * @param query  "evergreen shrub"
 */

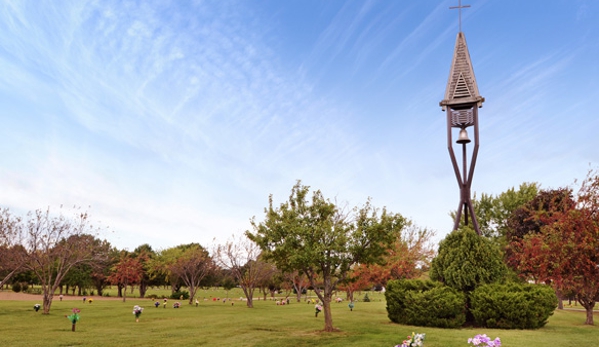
xmin=470 ymin=282 xmax=558 ymax=329
xmin=170 ymin=291 xmax=190 ymax=300
xmin=11 ymin=282 xmax=22 ymax=293
xmin=386 ymin=279 xmax=466 ymax=328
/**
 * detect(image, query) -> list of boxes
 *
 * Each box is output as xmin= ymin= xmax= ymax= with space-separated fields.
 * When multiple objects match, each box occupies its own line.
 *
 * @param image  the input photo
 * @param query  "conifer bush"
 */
xmin=386 ymin=279 xmax=466 ymax=328
xmin=11 ymin=282 xmax=22 ymax=293
xmin=170 ymin=290 xmax=190 ymax=300
xmin=470 ymin=282 xmax=558 ymax=329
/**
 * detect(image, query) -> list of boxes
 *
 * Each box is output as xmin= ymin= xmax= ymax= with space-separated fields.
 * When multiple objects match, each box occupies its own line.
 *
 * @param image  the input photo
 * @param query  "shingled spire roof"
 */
xmin=440 ymin=32 xmax=484 ymax=110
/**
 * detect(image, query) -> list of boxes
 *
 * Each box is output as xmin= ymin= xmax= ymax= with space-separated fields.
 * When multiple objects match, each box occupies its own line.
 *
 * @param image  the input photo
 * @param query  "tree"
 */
xmin=89 ymin=246 xmax=120 ymax=296
xmin=214 ymin=235 xmax=276 ymax=308
xmin=257 ymin=265 xmax=280 ymax=301
xmin=168 ymin=244 xmax=214 ymax=305
xmin=148 ymin=247 xmax=182 ymax=294
xmin=108 ymin=252 xmax=143 ymax=302
xmin=338 ymin=265 xmax=372 ymax=302
xmin=62 ymin=263 xmax=93 ymax=295
xmin=0 ymin=208 xmax=26 ymax=288
xmin=452 ymin=183 xmax=538 ymax=244
xmin=220 ymin=274 xmax=237 ymax=300
xmin=23 ymin=208 xmax=109 ymax=313
xmin=518 ymin=172 xmax=599 ymax=325
xmin=283 ymin=270 xmax=309 ymax=302
xmin=352 ymin=223 xmax=435 ymax=288
xmin=247 ymin=182 xmax=406 ymax=332
xmin=132 ymin=244 xmax=156 ymax=298
xmin=505 ymin=188 xmax=575 ymax=279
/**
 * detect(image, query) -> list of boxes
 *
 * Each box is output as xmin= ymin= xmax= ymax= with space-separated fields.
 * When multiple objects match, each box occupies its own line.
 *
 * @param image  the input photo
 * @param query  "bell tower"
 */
xmin=439 ymin=2 xmax=484 ymax=235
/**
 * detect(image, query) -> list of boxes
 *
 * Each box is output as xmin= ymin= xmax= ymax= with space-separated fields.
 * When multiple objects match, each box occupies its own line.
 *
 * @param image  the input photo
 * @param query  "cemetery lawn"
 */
xmin=1 ymin=290 xmax=597 ymax=347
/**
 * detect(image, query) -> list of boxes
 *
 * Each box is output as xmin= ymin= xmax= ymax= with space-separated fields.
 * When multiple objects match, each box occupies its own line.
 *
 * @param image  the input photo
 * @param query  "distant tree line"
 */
xmin=0 ymin=190 xmax=435 ymax=329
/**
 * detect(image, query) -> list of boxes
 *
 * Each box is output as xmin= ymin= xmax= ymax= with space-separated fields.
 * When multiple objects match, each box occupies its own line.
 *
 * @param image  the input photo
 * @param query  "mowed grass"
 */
xmin=1 ymin=290 xmax=598 ymax=347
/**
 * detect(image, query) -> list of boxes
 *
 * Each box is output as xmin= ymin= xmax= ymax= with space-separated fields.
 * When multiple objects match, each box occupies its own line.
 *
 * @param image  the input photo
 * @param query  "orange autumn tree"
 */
xmin=108 ymin=253 xmax=143 ymax=302
xmin=338 ymin=265 xmax=372 ymax=302
xmin=345 ymin=223 xmax=435 ymax=295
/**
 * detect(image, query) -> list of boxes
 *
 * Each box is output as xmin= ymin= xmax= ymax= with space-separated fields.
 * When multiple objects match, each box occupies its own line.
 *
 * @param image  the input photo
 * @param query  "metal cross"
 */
xmin=449 ymin=0 xmax=471 ymax=32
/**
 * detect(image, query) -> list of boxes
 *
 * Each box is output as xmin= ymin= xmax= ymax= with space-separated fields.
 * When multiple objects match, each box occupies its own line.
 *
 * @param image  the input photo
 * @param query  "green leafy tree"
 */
xmin=451 ymin=183 xmax=538 ymax=244
xmin=247 ymin=182 xmax=406 ymax=332
xmin=221 ymin=275 xmax=237 ymax=299
xmin=149 ymin=246 xmax=186 ymax=294
xmin=62 ymin=263 xmax=93 ymax=295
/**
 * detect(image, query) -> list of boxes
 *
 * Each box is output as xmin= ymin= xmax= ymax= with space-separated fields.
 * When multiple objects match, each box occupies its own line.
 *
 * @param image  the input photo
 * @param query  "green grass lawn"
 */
xmin=1 ymin=290 xmax=597 ymax=347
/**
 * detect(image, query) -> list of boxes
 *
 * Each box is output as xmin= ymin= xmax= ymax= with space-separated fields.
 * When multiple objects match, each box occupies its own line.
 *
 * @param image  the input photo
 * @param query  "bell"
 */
xmin=456 ymin=128 xmax=471 ymax=144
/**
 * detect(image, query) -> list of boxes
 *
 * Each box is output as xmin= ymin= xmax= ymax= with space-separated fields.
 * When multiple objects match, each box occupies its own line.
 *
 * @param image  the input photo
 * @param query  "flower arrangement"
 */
xmin=88 ymin=298 xmax=93 ymax=304
xmin=467 ymin=334 xmax=501 ymax=347
xmin=348 ymin=302 xmax=355 ymax=311
xmin=133 ymin=305 xmax=144 ymax=322
xmin=66 ymin=308 xmax=81 ymax=331
xmin=395 ymin=332 xmax=425 ymax=347
xmin=173 ymin=302 xmax=181 ymax=308
xmin=34 ymin=304 xmax=41 ymax=312
xmin=314 ymin=304 xmax=323 ymax=317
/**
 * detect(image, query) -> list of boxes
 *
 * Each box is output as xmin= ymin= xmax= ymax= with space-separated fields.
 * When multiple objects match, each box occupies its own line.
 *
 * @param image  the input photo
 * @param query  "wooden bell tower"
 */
xmin=439 ymin=3 xmax=484 ymax=235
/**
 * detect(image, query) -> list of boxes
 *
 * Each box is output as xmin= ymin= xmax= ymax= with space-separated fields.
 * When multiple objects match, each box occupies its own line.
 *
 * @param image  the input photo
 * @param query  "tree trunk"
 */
xmin=578 ymin=297 xmax=596 ymax=325
xmin=556 ymin=289 xmax=563 ymax=309
xmin=314 ymin=285 xmax=336 ymax=332
xmin=241 ymin=286 xmax=254 ymax=308
xmin=42 ymin=291 xmax=53 ymax=314
xmin=585 ymin=307 xmax=594 ymax=325
xmin=139 ymin=281 xmax=147 ymax=298
xmin=322 ymin=298 xmax=335 ymax=332
xmin=188 ymin=285 xmax=196 ymax=305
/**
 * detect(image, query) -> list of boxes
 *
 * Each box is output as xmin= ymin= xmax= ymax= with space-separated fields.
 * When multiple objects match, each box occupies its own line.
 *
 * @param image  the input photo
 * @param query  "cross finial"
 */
xmin=449 ymin=0 xmax=471 ymax=33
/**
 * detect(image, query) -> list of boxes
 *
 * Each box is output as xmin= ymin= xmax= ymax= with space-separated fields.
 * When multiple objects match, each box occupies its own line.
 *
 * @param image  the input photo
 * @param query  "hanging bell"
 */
xmin=456 ymin=128 xmax=471 ymax=144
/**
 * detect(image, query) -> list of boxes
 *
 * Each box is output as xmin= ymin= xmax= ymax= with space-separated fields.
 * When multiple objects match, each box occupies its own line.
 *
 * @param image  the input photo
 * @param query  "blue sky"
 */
xmin=1 ymin=0 xmax=598 ymax=251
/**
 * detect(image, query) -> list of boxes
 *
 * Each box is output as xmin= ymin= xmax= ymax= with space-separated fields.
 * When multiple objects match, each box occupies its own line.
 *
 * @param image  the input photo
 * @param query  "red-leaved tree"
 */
xmin=518 ymin=171 xmax=599 ymax=325
xmin=108 ymin=253 xmax=143 ymax=302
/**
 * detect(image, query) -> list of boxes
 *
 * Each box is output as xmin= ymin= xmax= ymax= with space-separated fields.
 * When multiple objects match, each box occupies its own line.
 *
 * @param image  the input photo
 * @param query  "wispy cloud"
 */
xmin=1 ymin=0 xmax=598 ymax=250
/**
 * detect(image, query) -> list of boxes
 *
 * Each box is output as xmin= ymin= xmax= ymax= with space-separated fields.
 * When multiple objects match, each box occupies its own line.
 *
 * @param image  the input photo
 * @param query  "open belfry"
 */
xmin=440 ymin=2 xmax=484 ymax=235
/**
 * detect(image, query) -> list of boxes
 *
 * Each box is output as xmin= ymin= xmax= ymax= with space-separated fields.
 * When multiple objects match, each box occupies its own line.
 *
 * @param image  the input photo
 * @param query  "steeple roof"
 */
xmin=440 ymin=32 xmax=484 ymax=110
